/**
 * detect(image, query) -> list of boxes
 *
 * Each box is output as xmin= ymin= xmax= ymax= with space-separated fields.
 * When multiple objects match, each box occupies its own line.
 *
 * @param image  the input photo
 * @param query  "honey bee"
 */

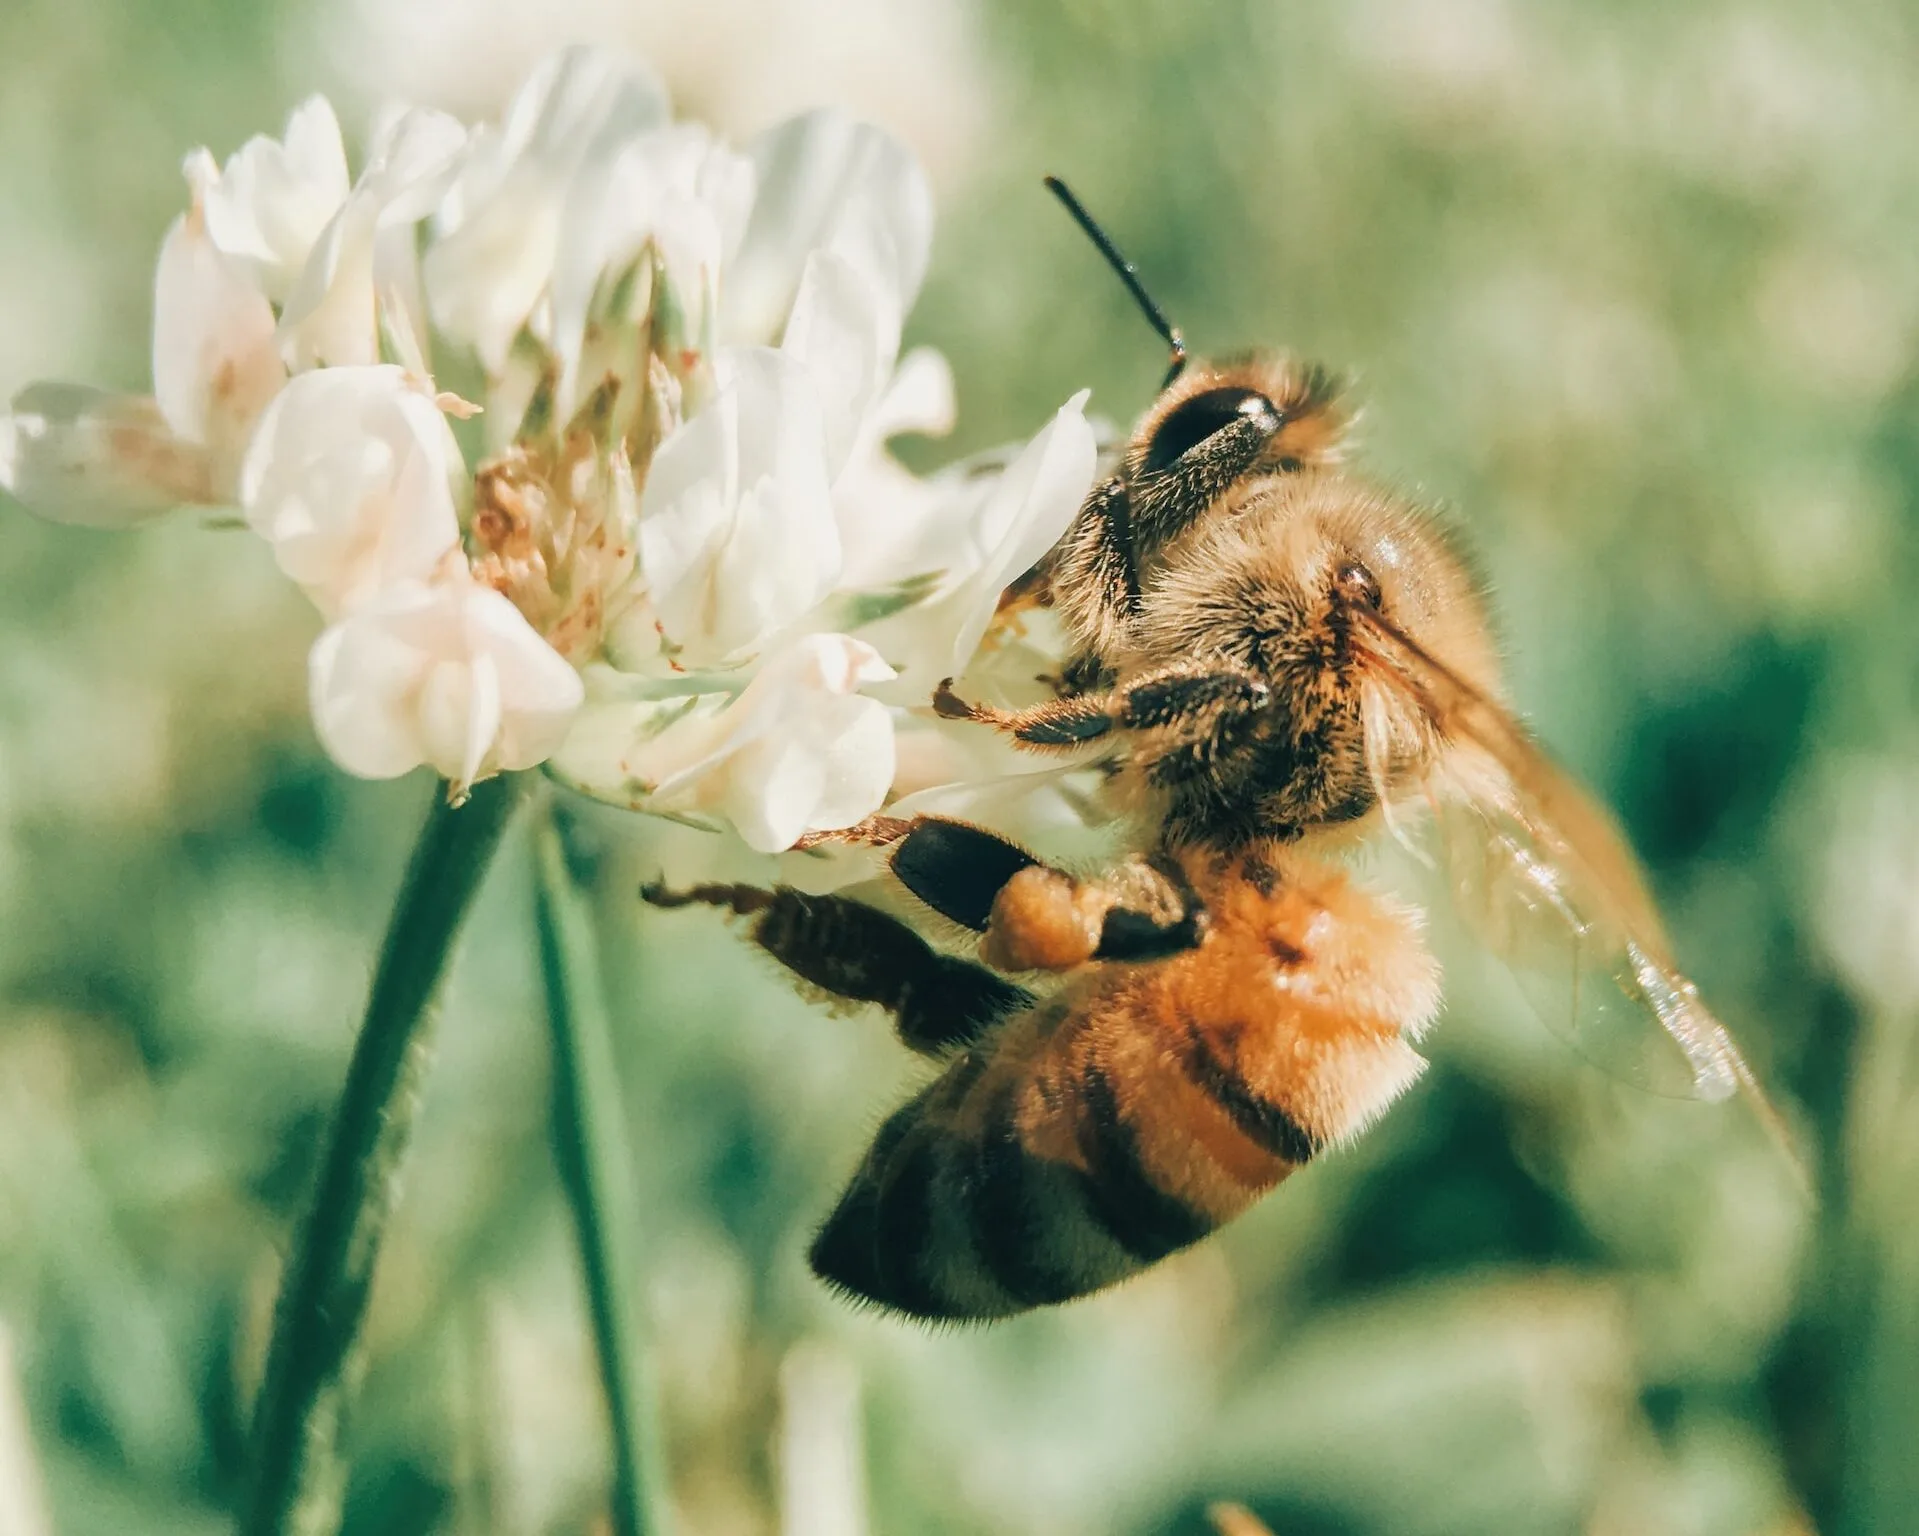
xmin=643 ymin=180 xmax=1788 ymax=1321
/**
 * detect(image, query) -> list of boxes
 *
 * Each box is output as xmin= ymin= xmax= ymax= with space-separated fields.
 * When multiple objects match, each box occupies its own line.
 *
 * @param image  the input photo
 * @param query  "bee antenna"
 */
xmin=1043 ymin=175 xmax=1188 ymax=389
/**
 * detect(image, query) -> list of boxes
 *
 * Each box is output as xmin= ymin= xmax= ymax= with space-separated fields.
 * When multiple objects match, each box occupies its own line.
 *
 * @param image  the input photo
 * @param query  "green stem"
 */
xmin=243 ymin=773 xmax=528 ymax=1536
xmin=534 ymin=806 xmax=667 ymax=1536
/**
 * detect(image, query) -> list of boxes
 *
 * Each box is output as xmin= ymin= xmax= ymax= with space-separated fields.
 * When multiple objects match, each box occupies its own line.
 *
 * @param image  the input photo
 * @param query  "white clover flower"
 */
xmin=1 ymin=44 xmax=1101 ymax=852
xmin=239 ymin=365 xmax=463 ymax=617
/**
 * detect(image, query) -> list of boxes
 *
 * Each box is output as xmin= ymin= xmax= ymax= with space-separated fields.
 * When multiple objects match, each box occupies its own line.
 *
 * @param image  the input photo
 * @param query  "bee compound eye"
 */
xmin=1334 ymin=558 xmax=1383 ymax=612
xmin=1141 ymin=387 xmax=1281 ymax=474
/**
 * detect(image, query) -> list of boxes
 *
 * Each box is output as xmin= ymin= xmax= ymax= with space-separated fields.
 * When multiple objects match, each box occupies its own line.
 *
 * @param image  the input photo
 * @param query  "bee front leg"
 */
xmin=640 ymin=880 xmax=1031 ymax=1055
xmin=933 ymin=664 xmax=1270 ymax=751
xmin=1047 ymin=475 xmax=1141 ymax=663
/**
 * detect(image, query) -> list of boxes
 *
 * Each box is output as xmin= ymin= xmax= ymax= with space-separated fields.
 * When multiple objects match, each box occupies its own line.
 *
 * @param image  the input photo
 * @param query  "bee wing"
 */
xmin=1349 ymin=607 xmax=1763 ymax=1106
xmin=1430 ymin=791 xmax=1738 ymax=1099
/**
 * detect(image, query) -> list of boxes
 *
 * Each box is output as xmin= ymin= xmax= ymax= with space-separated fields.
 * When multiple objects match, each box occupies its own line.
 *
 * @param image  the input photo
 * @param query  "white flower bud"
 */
xmin=425 ymin=45 xmax=670 ymax=372
xmin=278 ymin=107 xmax=470 ymax=371
xmin=239 ymin=365 xmax=462 ymax=617
xmin=308 ymin=572 xmax=585 ymax=790
xmin=198 ymin=95 xmax=352 ymax=302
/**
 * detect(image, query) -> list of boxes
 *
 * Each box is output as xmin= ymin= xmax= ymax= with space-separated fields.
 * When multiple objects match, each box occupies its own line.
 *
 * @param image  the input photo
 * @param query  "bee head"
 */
xmin=1130 ymin=355 xmax=1351 ymax=481
xmin=1112 ymin=356 xmax=1353 ymax=563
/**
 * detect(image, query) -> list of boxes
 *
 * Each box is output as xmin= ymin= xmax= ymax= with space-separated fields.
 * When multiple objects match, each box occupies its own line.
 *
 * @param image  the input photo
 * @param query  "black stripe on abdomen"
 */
xmin=1074 ymin=1065 xmax=1211 ymax=1262
xmin=810 ymin=1102 xmax=957 ymax=1320
xmin=967 ymin=1084 xmax=1086 ymax=1307
xmin=1175 ymin=1023 xmax=1318 ymax=1165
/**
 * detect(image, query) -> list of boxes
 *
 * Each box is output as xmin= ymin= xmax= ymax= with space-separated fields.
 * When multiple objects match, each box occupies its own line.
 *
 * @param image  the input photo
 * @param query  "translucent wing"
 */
xmin=1348 ymin=607 xmax=1793 ymax=1144
xmin=1431 ymin=792 xmax=1738 ymax=1099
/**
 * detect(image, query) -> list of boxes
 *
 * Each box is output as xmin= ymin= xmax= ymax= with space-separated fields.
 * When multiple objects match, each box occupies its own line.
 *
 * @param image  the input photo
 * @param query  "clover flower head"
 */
xmin=0 ymin=44 xmax=1098 ymax=845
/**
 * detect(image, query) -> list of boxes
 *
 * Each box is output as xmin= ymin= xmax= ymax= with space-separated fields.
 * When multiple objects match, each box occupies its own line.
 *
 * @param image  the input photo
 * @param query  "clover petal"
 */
xmin=239 ymin=365 xmax=462 ymax=616
xmin=309 ymin=572 xmax=585 ymax=791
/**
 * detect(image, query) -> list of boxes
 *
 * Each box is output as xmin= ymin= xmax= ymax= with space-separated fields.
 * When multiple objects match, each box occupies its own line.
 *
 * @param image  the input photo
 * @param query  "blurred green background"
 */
xmin=3 ymin=1 xmax=1916 ymax=1532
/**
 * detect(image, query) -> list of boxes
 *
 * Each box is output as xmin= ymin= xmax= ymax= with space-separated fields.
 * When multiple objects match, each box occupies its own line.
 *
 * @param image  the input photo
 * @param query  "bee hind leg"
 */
xmin=640 ymin=878 xmax=1030 ymax=1055
xmin=793 ymin=814 xmax=1046 ymax=934
xmin=980 ymin=855 xmax=1205 ymax=972
xmin=881 ymin=816 xmax=1207 ymax=974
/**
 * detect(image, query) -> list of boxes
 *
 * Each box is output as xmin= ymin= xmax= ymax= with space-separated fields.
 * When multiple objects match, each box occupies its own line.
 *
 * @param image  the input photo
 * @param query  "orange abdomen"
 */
xmin=809 ymin=853 xmax=1442 ymax=1320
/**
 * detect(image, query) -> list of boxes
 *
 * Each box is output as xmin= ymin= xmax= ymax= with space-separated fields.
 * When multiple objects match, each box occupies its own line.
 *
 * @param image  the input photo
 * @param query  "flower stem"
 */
xmin=534 ymin=806 xmax=668 ymax=1536
xmin=244 ymin=773 xmax=529 ymax=1536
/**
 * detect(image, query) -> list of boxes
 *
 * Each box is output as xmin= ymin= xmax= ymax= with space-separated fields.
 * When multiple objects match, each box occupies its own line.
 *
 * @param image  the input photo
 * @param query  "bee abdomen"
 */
xmin=810 ymin=1074 xmax=1132 ymax=1321
xmin=809 ymin=1033 xmax=1271 ymax=1320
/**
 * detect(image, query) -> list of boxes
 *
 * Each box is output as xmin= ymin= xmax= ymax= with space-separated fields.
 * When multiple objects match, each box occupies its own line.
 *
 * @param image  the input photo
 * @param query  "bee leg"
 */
xmin=887 ymin=817 xmax=1040 ymax=930
xmin=934 ymin=664 xmax=1270 ymax=752
xmin=791 ymin=814 xmax=1044 ymax=933
xmin=1048 ymin=475 xmax=1141 ymax=662
xmin=641 ymin=880 xmax=1031 ymax=1054
xmin=880 ymin=816 xmax=1207 ymax=973
xmin=932 ymin=680 xmax=1118 ymax=748
xmin=789 ymin=813 xmax=919 ymax=852
xmin=980 ymin=853 xmax=1205 ymax=972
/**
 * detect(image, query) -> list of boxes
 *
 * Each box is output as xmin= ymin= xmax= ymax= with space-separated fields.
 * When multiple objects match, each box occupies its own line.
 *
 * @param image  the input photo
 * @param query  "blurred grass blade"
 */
xmin=534 ymin=806 xmax=667 ymax=1536
xmin=244 ymin=773 xmax=529 ymax=1536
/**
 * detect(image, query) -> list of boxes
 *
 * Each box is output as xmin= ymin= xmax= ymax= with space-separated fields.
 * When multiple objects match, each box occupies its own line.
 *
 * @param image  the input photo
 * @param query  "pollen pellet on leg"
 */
xmin=982 ymin=868 xmax=1109 ymax=972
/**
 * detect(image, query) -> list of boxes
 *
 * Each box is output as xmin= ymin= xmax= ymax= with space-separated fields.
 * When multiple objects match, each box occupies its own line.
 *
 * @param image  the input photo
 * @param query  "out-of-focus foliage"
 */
xmin=2 ymin=1 xmax=1915 ymax=1533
